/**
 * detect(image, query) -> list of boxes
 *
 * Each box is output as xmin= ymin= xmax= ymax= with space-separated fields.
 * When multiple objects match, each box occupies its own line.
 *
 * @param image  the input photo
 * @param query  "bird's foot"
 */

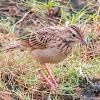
xmin=38 ymin=70 xmax=59 ymax=92
xmin=44 ymin=64 xmax=59 ymax=87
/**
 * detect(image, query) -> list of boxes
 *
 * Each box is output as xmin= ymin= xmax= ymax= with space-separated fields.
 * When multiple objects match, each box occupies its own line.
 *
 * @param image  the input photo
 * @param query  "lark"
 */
xmin=19 ymin=24 xmax=87 ymax=91
xmin=1 ymin=24 xmax=87 ymax=91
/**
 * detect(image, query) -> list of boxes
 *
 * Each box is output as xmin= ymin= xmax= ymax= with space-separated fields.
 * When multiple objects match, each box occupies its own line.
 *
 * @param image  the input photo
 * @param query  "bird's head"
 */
xmin=63 ymin=24 xmax=87 ymax=46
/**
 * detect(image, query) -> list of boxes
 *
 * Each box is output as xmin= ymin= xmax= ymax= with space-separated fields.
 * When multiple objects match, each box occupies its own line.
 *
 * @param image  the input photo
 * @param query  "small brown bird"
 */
xmin=19 ymin=24 xmax=87 ymax=91
xmin=0 ymin=24 xmax=87 ymax=91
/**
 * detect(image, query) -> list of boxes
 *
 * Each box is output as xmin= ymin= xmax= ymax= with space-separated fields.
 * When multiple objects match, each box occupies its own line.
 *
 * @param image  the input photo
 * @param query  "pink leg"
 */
xmin=44 ymin=64 xmax=58 ymax=86
xmin=38 ymin=70 xmax=56 ymax=91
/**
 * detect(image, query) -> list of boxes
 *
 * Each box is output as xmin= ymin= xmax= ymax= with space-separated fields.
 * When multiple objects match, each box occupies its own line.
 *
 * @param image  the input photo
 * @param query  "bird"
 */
xmin=19 ymin=24 xmax=87 ymax=91
xmin=0 ymin=24 xmax=87 ymax=91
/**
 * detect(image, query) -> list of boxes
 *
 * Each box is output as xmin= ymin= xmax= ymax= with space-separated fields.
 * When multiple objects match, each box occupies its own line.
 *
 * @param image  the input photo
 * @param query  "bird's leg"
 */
xmin=38 ymin=70 xmax=56 ymax=91
xmin=44 ymin=64 xmax=58 ymax=86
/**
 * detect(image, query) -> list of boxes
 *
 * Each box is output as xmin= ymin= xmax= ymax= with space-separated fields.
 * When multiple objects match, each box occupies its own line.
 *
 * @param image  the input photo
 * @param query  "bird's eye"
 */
xmin=72 ymin=34 xmax=76 ymax=37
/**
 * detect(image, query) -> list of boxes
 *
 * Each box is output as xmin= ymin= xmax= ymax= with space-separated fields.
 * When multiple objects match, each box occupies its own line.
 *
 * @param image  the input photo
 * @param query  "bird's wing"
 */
xmin=21 ymin=26 xmax=64 ymax=49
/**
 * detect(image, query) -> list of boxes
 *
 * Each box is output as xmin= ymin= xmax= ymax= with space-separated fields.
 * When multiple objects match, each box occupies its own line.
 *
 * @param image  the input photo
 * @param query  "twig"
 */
xmin=46 ymin=17 xmax=59 ymax=23
xmin=8 ymin=0 xmax=14 ymax=4
xmin=16 ymin=8 xmax=33 ymax=24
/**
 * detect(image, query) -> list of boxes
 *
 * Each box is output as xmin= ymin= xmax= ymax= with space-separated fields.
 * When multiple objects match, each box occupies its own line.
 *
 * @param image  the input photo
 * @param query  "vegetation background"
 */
xmin=0 ymin=0 xmax=100 ymax=100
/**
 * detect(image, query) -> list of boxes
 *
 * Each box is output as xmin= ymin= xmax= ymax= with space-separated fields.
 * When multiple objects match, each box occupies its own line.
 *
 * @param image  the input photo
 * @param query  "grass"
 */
xmin=0 ymin=48 xmax=99 ymax=99
xmin=0 ymin=0 xmax=100 ymax=99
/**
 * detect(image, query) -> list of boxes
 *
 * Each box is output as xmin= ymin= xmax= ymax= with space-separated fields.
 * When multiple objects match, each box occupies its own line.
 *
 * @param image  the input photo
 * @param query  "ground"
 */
xmin=0 ymin=0 xmax=100 ymax=100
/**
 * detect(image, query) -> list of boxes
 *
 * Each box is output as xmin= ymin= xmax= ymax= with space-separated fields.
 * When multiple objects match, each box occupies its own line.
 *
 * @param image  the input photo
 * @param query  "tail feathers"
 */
xmin=0 ymin=41 xmax=21 ymax=52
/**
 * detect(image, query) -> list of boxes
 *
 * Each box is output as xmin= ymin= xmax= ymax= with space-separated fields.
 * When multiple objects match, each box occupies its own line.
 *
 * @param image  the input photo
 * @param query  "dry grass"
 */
xmin=0 ymin=0 xmax=100 ymax=99
xmin=0 ymin=27 xmax=99 ymax=99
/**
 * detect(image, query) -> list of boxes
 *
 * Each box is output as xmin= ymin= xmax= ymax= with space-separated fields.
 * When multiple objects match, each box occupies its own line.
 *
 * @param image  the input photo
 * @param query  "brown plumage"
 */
xmin=20 ymin=25 xmax=86 ymax=65
xmin=19 ymin=24 xmax=87 ymax=91
xmin=0 ymin=24 xmax=86 ymax=91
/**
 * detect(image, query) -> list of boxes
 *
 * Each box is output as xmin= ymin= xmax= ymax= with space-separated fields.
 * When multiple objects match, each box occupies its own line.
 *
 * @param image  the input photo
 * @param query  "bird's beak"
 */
xmin=81 ymin=39 xmax=87 ymax=47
